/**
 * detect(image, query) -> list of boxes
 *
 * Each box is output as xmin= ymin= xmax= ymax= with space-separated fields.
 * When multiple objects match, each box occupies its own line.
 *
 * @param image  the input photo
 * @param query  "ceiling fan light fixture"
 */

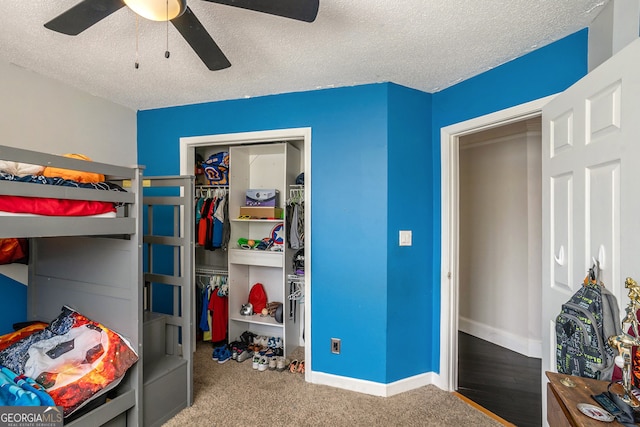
xmin=124 ymin=0 xmax=186 ymax=21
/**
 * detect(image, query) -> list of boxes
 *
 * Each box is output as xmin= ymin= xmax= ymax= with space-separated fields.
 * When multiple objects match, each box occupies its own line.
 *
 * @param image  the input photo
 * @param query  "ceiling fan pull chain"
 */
xmin=165 ymin=0 xmax=170 ymax=59
xmin=135 ymin=15 xmax=140 ymax=69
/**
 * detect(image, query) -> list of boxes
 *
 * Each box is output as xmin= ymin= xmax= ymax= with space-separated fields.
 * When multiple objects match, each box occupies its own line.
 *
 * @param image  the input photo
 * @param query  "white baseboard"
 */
xmin=459 ymin=316 xmax=541 ymax=358
xmin=310 ymin=370 xmax=441 ymax=397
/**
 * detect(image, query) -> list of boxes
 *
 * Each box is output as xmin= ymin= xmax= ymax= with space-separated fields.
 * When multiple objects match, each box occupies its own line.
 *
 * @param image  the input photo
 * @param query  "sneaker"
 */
xmin=252 ymin=352 xmax=261 ymax=369
xmin=267 ymin=336 xmax=277 ymax=349
xmin=268 ymin=357 xmax=277 ymax=370
xmin=217 ymin=347 xmax=232 ymax=364
xmin=237 ymin=348 xmax=253 ymax=363
xmin=276 ymin=356 xmax=287 ymax=372
xmin=240 ymin=331 xmax=257 ymax=345
xmin=257 ymin=335 xmax=268 ymax=347
xmin=212 ymin=345 xmax=225 ymax=361
xmin=228 ymin=341 xmax=241 ymax=360
xmin=258 ymin=356 xmax=268 ymax=372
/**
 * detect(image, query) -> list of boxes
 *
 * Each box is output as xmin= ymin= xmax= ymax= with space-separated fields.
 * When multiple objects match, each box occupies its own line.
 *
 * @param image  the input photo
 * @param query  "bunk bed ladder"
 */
xmin=142 ymin=176 xmax=195 ymax=427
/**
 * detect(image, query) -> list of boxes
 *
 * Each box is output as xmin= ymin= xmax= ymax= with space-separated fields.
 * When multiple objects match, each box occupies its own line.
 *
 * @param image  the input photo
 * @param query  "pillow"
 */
xmin=0 ymin=322 xmax=48 ymax=352
xmin=0 ymin=161 xmax=44 ymax=177
xmin=42 ymin=154 xmax=105 ymax=183
xmin=0 ymin=306 xmax=138 ymax=417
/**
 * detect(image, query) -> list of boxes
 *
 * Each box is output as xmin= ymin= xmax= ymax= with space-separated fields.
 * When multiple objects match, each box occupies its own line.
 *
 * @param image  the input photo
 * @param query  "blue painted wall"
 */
xmin=0 ymin=27 xmax=588 ymax=385
xmin=137 ymin=29 xmax=589 ymax=384
xmin=0 ymin=276 xmax=26 ymax=335
xmin=138 ymin=84 xmax=407 ymax=382
xmin=386 ymin=85 xmax=433 ymax=380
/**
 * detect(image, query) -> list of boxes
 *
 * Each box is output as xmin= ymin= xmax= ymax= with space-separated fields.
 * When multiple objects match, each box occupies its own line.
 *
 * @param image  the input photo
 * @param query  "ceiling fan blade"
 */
xmin=204 ymin=0 xmax=319 ymax=23
xmin=171 ymin=7 xmax=231 ymax=71
xmin=44 ymin=0 xmax=126 ymax=35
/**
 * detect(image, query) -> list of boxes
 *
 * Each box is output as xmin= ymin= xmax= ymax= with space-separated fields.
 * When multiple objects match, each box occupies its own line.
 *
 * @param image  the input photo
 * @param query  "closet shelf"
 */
xmin=229 ymin=313 xmax=284 ymax=327
xmin=231 ymin=218 xmax=283 ymax=223
xmin=229 ymin=249 xmax=283 ymax=267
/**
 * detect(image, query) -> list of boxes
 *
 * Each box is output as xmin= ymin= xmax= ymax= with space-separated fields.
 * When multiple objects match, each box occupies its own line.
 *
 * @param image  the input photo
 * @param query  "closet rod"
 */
xmin=287 ymin=274 xmax=304 ymax=283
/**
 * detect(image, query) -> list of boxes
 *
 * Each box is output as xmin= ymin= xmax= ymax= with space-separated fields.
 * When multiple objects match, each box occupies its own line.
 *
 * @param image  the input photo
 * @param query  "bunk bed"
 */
xmin=0 ymin=145 xmax=143 ymax=426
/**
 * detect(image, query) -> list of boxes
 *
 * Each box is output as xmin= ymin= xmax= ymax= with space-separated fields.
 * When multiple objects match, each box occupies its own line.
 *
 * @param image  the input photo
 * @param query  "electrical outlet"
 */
xmin=331 ymin=338 xmax=341 ymax=354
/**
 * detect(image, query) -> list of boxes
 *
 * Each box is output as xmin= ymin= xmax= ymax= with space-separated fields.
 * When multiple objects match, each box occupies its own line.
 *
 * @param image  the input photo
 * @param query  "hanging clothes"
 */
xmin=208 ymin=284 xmax=229 ymax=343
xmin=211 ymin=196 xmax=224 ymax=249
xmin=195 ymin=196 xmax=205 ymax=239
xmin=199 ymin=286 xmax=210 ymax=333
xmin=197 ymin=197 xmax=214 ymax=247
xmin=195 ymin=271 xmax=228 ymax=342
xmin=195 ymin=188 xmax=230 ymax=251
xmin=287 ymin=187 xmax=304 ymax=249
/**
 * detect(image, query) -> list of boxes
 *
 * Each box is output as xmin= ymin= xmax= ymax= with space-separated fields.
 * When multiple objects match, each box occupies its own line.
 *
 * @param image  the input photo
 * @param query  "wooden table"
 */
xmin=546 ymin=371 xmax=624 ymax=426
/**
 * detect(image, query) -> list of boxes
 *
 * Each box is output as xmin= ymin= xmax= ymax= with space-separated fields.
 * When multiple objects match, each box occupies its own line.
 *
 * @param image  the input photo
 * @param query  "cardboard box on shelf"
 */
xmin=239 ymin=206 xmax=283 ymax=219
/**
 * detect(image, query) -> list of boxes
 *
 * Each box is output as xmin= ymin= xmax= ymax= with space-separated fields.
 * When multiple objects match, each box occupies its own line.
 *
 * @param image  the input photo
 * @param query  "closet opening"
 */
xmin=180 ymin=127 xmax=312 ymax=381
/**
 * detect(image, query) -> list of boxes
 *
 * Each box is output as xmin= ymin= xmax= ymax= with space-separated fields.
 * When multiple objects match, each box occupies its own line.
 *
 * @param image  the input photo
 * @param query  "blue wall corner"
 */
xmin=386 ymin=84 xmax=434 ymax=381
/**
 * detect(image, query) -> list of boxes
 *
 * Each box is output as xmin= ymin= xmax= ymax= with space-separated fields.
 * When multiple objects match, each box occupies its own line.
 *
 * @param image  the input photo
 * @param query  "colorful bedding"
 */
xmin=42 ymin=153 xmax=105 ymax=183
xmin=0 ymin=307 xmax=138 ymax=417
xmin=0 ymin=172 xmax=126 ymax=217
xmin=0 ymin=195 xmax=116 ymax=216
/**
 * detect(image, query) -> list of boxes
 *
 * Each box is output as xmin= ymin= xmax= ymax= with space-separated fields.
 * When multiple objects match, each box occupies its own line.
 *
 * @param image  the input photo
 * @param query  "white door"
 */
xmin=542 ymin=37 xmax=640 ymax=412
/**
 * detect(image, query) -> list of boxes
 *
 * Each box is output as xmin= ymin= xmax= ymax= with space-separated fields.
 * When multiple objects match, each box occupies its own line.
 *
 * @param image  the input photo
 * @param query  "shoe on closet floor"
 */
xmin=268 ymin=356 xmax=277 ymax=370
xmin=212 ymin=345 xmax=226 ymax=361
xmin=258 ymin=356 xmax=268 ymax=372
xmin=236 ymin=348 xmax=253 ymax=363
xmin=217 ymin=347 xmax=232 ymax=364
xmin=228 ymin=341 xmax=242 ymax=360
xmin=240 ymin=331 xmax=257 ymax=346
xmin=252 ymin=352 xmax=261 ymax=369
xmin=276 ymin=357 xmax=287 ymax=372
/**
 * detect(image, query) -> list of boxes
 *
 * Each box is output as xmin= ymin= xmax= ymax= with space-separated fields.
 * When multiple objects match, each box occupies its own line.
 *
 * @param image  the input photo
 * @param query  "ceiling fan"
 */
xmin=44 ymin=0 xmax=319 ymax=71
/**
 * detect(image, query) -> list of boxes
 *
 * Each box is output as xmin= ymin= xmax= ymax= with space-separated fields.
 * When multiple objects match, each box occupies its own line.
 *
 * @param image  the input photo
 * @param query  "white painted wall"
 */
xmin=458 ymin=120 xmax=542 ymax=358
xmin=0 ymin=60 xmax=137 ymax=285
xmin=0 ymin=60 xmax=136 ymax=166
xmin=588 ymin=0 xmax=640 ymax=72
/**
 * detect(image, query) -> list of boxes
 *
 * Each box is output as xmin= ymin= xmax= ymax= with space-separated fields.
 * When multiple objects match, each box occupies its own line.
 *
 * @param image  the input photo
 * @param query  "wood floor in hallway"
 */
xmin=457 ymin=332 xmax=542 ymax=427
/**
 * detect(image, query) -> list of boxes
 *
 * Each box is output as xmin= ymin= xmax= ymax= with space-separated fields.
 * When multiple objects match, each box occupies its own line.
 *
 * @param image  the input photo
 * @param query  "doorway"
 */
xmin=179 ymin=127 xmax=313 ymax=380
xmin=439 ymin=96 xmax=555 ymax=417
xmin=455 ymin=118 xmax=542 ymax=426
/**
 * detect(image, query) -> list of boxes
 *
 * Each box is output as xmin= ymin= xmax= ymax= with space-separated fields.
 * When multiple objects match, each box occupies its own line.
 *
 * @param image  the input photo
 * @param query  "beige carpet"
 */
xmin=162 ymin=342 xmax=504 ymax=426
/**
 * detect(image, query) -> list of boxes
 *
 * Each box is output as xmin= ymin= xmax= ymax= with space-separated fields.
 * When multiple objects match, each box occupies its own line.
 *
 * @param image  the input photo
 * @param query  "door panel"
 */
xmin=551 ymin=173 xmax=571 ymax=291
xmin=542 ymin=38 xmax=640 ymax=423
xmin=587 ymin=82 xmax=621 ymax=143
xmin=587 ymin=162 xmax=620 ymax=288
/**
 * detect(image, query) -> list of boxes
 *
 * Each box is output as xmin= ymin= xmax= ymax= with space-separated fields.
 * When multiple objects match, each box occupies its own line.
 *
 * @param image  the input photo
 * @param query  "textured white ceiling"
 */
xmin=0 ymin=1 xmax=608 ymax=111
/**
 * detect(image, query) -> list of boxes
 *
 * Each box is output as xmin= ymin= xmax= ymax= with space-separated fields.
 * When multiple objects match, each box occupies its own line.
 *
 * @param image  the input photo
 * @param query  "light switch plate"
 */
xmin=399 ymin=230 xmax=412 ymax=246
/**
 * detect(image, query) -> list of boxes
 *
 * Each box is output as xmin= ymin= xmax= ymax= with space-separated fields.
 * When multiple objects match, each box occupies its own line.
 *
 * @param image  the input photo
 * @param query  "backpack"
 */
xmin=555 ymin=266 xmax=621 ymax=381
